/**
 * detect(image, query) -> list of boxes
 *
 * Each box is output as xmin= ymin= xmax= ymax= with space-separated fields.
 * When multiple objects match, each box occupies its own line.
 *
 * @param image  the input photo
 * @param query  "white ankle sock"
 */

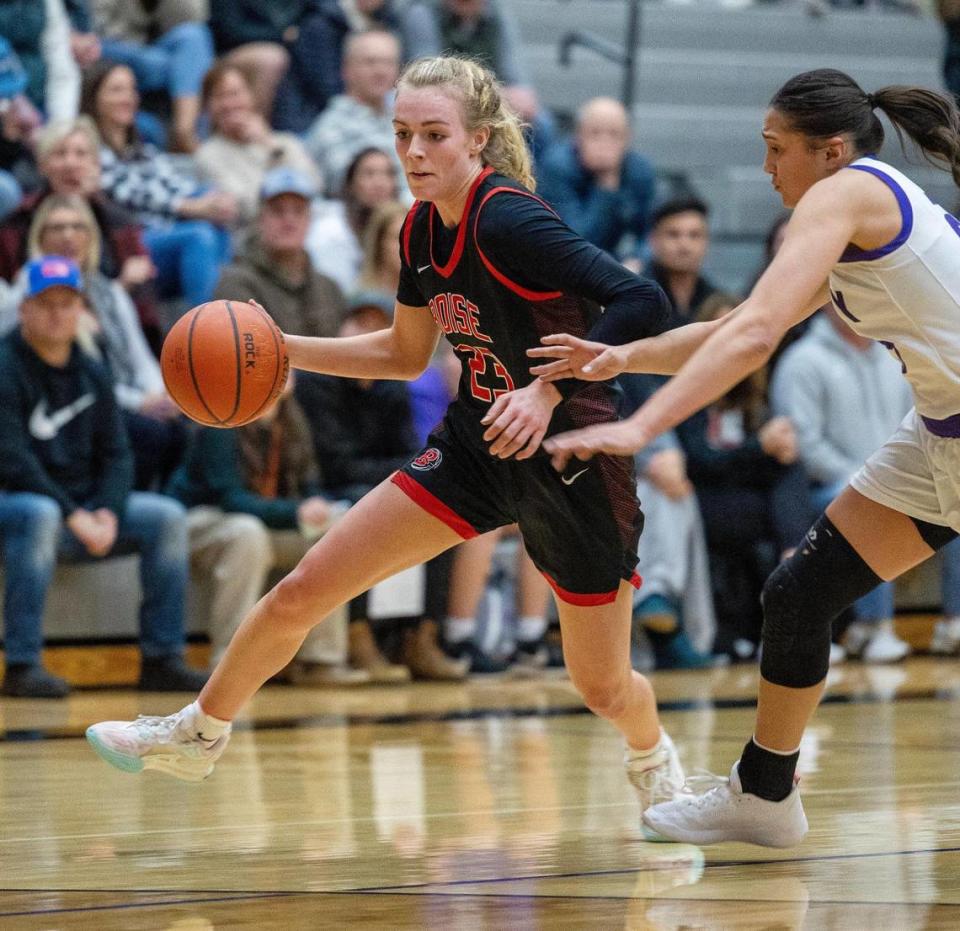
xmin=627 ymin=728 xmax=665 ymax=766
xmin=444 ymin=617 xmax=475 ymax=643
xmin=184 ymin=701 xmax=231 ymax=740
xmin=517 ymin=615 xmax=548 ymax=643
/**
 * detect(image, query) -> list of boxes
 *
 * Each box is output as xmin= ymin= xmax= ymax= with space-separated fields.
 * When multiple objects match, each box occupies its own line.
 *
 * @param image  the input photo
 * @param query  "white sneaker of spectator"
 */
xmin=930 ymin=616 xmax=960 ymax=655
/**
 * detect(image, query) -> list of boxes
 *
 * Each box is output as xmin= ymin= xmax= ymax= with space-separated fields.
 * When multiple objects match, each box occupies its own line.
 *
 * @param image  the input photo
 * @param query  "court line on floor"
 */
xmin=0 ymin=891 xmax=296 ymax=919
xmin=5 ymin=686 xmax=959 ymax=743
xmin=4 ymin=843 xmax=960 ymax=901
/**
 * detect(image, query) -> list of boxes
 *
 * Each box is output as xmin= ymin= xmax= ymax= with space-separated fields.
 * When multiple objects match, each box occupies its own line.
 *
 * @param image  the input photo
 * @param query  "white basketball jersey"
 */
xmin=827 ymin=156 xmax=960 ymax=421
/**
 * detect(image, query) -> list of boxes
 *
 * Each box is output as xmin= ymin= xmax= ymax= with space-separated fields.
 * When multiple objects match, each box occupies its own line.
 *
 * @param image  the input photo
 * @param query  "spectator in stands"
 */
xmin=81 ymin=61 xmax=235 ymax=309
xmin=0 ymin=256 xmax=206 ymax=697
xmin=0 ymin=0 xmax=80 ymax=123
xmin=676 ymin=294 xmax=810 ymax=658
xmin=771 ymin=306 xmax=942 ymax=663
xmin=85 ymin=0 xmax=213 ymax=153
xmin=443 ymin=529 xmax=552 ymax=673
xmin=207 ymin=0 xmax=308 ymax=120
xmin=537 ymin=97 xmax=655 ymax=262
xmin=401 ymin=0 xmax=526 ymax=90
xmin=305 ymin=29 xmax=403 ymax=195
xmin=17 ymin=194 xmax=186 ymax=490
xmin=943 ymin=0 xmax=960 ymax=105
xmin=0 ymin=37 xmax=35 ymax=221
xmin=646 ymin=196 xmax=719 ymax=328
xmin=0 ymin=117 xmax=161 ymax=348
xmin=355 ymin=199 xmax=408 ymax=297
xmin=63 ymin=0 xmax=101 ymax=68
xmin=306 ymin=146 xmax=399 ymax=294
xmin=273 ymin=0 xmax=402 ymax=134
xmin=166 ymin=374 xmax=366 ymax=684
xmin=622 ymin=373 xmax=716 ymax=670
xmin=296 ymin=293 xmax=467 ymax=681
xmin=195 ymin=62 xmax=322 ymax=227
xmin=399 ymin=0 xmax=554 ymax=164
xmin=214 ymin=167 xmax=346 ymax=339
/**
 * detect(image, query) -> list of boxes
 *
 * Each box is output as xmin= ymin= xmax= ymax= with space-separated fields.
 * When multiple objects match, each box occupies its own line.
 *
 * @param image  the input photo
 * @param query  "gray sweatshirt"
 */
xmin=771 ymin=313 xmax=912 ymax=486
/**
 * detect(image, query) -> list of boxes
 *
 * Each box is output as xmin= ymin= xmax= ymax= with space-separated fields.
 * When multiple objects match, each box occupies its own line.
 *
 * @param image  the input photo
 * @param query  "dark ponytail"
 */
xmin=771 ymin=68 xmax=960 ymax=188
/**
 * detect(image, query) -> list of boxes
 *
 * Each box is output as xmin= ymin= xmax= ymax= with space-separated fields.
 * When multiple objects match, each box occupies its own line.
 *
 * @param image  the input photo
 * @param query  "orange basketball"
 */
xmin=160 ymin=300 xmax=289 ymax=427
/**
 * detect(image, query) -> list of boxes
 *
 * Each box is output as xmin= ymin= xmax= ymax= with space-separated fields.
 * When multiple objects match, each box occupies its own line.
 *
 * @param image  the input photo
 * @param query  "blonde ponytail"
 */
xmin=397 ymin=55 xmax=536 ymax=191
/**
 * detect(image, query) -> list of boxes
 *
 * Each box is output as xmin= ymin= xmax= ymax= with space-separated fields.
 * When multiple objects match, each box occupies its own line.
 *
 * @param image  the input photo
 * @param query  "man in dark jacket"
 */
xmin=214 ymin=167 xmax=346 ymax=339
xmin=0 ymin=257 xmax=205 ymax=697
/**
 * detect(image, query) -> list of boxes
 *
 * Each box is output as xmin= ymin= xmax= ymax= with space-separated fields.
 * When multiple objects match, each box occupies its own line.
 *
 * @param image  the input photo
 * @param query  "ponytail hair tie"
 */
xmin=866 ymin=92 xmax=879 ymax=109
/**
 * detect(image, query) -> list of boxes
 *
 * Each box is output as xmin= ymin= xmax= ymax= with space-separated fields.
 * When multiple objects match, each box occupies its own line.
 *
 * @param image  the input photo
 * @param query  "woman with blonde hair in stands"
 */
xmin=86 ymin=57 xmax=682 ymax=819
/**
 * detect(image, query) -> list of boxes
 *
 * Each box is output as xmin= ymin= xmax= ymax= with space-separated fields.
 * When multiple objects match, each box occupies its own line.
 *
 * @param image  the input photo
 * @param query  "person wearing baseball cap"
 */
xmin=0 ymin=253 xmax=207 ymax=698
xmin=213 ymin=167 xmax=346 ymax=340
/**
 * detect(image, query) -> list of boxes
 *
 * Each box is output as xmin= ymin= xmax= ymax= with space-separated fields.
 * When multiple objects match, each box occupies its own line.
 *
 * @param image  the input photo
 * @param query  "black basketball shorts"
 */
xmin=391 ymin=407 xmax=644 ymax=605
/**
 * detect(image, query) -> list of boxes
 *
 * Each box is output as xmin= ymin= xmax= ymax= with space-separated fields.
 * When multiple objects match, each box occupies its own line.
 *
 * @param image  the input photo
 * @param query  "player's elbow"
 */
xmin=734 ymin=318 xmax=778 ymax=365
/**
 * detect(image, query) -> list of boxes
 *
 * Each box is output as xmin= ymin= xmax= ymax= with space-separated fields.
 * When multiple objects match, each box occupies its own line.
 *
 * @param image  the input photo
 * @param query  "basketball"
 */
xmin=160 ymin=300 xmax=289 ymax=427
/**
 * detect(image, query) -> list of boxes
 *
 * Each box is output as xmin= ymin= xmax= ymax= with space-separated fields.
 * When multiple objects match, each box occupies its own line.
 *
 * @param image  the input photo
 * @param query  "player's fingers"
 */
xmin=526 ymin=345 xmax=573 ymax=358
xmin=539 ymin=333 xmax=579 ymax=346
xmin=488 ymin=417 xmax=527 ymax=454
xmin=582 ymin=348 xmax=617 ymax=376
xmin=483 ymin=406 xmax=520 ymax=442
xmin=515 ymin=425 xmax=546 ymax=460
xmin=495 ymin=425 xmax=535 ymax=459
xmin=480 ymin=393 xmax=510 ymax=425
xmin=528 ymin=359 xmax=571 ymax=379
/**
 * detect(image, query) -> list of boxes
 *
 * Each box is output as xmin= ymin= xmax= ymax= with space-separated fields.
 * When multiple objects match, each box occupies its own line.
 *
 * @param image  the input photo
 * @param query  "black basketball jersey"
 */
xmin=396 ymin=167 xmax=622 ymax=430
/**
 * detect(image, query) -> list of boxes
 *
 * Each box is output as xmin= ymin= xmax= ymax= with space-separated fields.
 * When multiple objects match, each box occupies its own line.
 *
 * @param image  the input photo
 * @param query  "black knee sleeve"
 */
xmin=760 ymin=515 xmax=883 ymax=688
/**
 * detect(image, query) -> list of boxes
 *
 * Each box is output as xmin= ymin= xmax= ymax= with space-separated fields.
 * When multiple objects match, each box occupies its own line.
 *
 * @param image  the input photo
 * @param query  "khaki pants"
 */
xmin=187 ymin=507 xmax=348 ymax=667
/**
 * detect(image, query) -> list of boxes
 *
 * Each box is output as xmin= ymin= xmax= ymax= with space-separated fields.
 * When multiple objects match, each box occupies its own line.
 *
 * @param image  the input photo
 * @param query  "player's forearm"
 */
xmin=285 ymin=330 xmax=424 ymax=381
xmin=624 ymin=318 xmax=775 ymax=446
xmin=622 ymin=319 xmax=723 ymax=375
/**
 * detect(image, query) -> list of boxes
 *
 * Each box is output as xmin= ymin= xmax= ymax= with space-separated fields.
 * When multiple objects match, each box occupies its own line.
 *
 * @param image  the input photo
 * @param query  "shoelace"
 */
xmin=131 ymin=714 xmax=179 ymax=740
xmin=677 ymin=769 xmax=730 ymax=800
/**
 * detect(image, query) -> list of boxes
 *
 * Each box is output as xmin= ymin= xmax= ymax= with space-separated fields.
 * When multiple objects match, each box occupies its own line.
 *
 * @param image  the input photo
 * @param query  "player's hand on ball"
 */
xmin=481 ymin=380 xmax=561 ymax=460
xmin=527 ymin=334 xmax=626 ymax=382
xmin=544 ymin=421 xmax=647 ymax=471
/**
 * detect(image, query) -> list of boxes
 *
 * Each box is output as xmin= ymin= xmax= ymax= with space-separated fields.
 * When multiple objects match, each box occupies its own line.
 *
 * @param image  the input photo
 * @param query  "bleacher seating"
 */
xmin=518 ymin=0 xmax=948 ymax=290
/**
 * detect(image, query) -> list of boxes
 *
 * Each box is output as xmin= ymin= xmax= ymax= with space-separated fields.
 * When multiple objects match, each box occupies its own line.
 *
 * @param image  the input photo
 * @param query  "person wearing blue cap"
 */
xmin=0 ymin=256 xmax=207 ymax=697
xmin=213 ymin=166 xmax=346 ymax=339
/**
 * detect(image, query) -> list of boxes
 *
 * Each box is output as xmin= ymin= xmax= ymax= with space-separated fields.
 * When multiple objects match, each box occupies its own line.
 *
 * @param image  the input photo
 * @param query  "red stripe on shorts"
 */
xmin=541 ymin=571 xmax=642 ymax=607
xmin=390 ymin=471 xmax=479 ymax=539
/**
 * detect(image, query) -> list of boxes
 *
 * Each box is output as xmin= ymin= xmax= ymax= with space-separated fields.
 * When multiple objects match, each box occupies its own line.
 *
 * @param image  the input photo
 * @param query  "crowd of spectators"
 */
xmin=0 ymin=0 xmax=949 ymax=697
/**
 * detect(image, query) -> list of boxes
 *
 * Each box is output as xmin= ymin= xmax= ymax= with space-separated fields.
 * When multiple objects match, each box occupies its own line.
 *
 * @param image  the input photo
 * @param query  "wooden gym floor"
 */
xmin=2 ymin=652 xmax=960 ymax=929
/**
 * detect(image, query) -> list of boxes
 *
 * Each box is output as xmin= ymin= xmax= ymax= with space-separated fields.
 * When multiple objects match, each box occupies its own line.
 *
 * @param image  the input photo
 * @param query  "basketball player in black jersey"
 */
xmin=85 ymin=56 xmax=685 ymax=809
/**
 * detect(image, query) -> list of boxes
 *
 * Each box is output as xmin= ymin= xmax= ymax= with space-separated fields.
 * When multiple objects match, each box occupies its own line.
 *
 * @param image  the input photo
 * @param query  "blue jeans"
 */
xmin=810 ymin=481 xmax=960 ymax=622
xmin=143 ymin=220 xmax=231 ymax=307
xmin=0 ymin=492 xmax=188 ymax=665
xmin=100 ymin=22 xmax=214 ymax=99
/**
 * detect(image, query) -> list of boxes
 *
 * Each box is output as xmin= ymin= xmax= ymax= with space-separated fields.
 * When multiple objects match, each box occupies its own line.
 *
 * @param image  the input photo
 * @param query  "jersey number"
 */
xmin=455 ymin=344 xmax=515 ymax=403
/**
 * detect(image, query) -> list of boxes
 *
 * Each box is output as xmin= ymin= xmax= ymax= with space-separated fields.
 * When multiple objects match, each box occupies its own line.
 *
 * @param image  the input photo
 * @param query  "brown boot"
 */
xmin=278 ymin=659 xmax=371 ymax=687
xmin=402 ymin=620 xmax=469 ymax=681
xmin=348 ymin=621 xmax=411 ymax=684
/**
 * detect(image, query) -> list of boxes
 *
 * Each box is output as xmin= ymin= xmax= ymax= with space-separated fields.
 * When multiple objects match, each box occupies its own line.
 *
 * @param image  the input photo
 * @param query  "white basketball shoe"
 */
xmin=642 ymin=762 xmax=808 ymax=847
xmin=625 ymin=729 xmax=685 ymax=811
xmin=86 ymin=708 xmax=230 ymax=782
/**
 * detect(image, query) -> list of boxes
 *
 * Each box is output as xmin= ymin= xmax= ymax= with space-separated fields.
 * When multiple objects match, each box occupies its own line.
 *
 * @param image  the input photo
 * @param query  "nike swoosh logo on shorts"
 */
xmin=28 ymin=394 xmax=96 ymax=441
xmin=561 ymin=468 xmax=589 ymax=486
xmin=417 ymin=264 xmax=432 ymax=273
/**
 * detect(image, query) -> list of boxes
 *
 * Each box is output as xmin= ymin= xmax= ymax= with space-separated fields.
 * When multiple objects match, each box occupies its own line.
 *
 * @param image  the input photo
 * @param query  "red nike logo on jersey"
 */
xmin=429 ymin=292 xmax=492 ymax=343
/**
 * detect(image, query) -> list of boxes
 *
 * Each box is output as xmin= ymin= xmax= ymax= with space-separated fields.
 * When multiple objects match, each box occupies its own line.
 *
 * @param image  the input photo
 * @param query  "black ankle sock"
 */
xmin=737 ymin=738 xmax=799 ymax=802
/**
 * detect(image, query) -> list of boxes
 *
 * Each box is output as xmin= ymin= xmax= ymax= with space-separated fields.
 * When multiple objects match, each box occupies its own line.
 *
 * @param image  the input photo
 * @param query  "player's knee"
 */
xmin=263 ymin=567 xmax=318 ymax=630
xmin=573 ymin=674 xmax=630 ymax=721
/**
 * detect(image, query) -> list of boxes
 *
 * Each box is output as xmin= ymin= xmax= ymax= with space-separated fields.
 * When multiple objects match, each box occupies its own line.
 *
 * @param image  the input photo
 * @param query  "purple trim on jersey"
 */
xmin=837 ymin=164 xmax=913 ymax=262
xmin=921 ymin=413 xmax=960 ymax=439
